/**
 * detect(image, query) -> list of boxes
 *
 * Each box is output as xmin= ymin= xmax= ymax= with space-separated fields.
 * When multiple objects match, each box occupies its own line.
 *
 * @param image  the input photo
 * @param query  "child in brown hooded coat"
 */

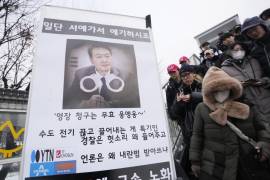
xmin=189 ymin=67 xmax=270 ymax=180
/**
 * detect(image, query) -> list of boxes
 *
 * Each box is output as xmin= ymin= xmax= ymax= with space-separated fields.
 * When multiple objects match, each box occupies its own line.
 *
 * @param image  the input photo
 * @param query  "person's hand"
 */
xmin=191 ymin=164 xmax=200 ymax=177
xmin=241 ymin=81 xmax=248 ymax=87
xmin=80 ymin=95 xmax=109 ymax=108
xmin=182 ymin=94 xmax=191 ymax=102
xmin=176 ymin=93 xmax=191 ymax=102
xmin=255 ymin=142 xmax=270 ymax=162
xmin=176 ymin=92 xmax=184 ymax=102
xmin=241 ymin=79 xmax=263 ymax=87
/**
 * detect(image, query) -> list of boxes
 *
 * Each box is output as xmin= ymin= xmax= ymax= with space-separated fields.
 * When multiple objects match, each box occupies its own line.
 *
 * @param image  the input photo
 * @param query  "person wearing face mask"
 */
xmin=217 ymin=30 xmax=253 ymax=60
xmin=222 ymin=42 xmax=270 ymax=129
xmin=189 ymin=67 xmax=270 ymax=180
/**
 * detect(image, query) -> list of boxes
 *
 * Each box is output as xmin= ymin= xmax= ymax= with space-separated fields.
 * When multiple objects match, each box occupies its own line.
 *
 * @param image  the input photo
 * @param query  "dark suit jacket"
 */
xmin=63 ymin=65 xmax=140 ymax=109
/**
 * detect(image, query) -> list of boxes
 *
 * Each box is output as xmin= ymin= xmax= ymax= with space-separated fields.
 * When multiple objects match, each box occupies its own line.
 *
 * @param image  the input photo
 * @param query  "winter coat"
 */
xmin=189 ymin=67 xmax=270 ymax=180
xmin=190 ymin=103 xmax=270 ymax=180
xmin=222 ymin=56 xmax=270 ymax=128
xmin=64 ymin=65 xmax=140 ymax=108
xmin=171 ymin=80 xmax=202 ymax=143
xmin=250 ymin=31 xmax=270 ymax=78
xmin=165 ymin=78 xmax=182 ymax=120
xmin=171 ymin=79 xmax=202 ymax=176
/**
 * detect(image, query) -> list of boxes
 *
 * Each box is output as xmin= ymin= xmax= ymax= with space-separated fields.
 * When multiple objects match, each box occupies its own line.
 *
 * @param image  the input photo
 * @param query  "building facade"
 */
xmin=0 ymin=88 xmax=28 ymax=180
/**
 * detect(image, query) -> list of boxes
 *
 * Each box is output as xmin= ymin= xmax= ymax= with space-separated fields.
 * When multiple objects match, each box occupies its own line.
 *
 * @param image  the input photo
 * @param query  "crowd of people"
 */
xmin=165 ymin=8 xmax=270 ymax=180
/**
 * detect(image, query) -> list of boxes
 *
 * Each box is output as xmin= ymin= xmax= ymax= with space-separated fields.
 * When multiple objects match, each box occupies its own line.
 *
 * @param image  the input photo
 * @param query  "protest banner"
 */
xmin=21 ymin=5 xmax=176 ymax=180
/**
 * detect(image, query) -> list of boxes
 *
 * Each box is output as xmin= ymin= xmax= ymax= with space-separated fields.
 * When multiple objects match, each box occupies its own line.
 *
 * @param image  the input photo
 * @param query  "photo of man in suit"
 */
xmin=63 ymin=41 xmax=140 ymax=109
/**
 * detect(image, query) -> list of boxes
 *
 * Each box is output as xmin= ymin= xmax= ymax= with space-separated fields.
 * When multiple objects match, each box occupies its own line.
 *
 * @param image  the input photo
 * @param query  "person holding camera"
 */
xmin=198 ymin=48 xmax=224 ymax=76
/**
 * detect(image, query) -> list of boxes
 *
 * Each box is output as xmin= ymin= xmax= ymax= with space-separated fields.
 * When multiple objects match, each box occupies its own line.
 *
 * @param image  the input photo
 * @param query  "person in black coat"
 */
xmin=241 ymin=16 xmax=270 ymax=78
xmin=190 ymin=67 xmax=270 ymax=180
xmin=171 ymin=65 xmax=203 ymax=177
xmin=198 ymin=48 xmax=224 ymax=76
xmin=165 ymin=64 xmax=182 ymax=120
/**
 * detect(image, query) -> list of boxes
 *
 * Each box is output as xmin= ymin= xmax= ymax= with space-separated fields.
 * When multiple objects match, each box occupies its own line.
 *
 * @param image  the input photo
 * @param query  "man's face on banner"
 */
xmin=91 ymin=47 xmax=112 ymax=73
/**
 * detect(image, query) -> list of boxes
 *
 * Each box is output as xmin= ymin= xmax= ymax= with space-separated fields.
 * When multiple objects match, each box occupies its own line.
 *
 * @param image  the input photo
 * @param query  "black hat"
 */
xmin=180 ymin=65 xmax=194 ymax=75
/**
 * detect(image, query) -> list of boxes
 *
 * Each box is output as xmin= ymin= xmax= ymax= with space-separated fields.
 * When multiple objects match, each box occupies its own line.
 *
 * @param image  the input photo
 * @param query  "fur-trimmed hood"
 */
xmin=202 ymin=67 xmax=249 ymax=125
xmin=203 ymin=66 xmax=242 ymax=109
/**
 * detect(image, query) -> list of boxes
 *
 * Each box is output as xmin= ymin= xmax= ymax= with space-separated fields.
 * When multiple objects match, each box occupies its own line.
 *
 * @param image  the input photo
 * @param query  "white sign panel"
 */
xmin=22 ymin=5 xmax=175 ymax=180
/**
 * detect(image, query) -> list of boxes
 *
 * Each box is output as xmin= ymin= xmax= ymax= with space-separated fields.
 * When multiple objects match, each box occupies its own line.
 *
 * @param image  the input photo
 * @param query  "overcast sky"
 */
xmin=48 ymin=0 xmax=270 ymax=84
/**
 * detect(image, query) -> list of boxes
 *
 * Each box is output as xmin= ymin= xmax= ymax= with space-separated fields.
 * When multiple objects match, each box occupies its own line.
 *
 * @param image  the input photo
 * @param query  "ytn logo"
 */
xmin=31 ymin=149 xmax=54 ymax=163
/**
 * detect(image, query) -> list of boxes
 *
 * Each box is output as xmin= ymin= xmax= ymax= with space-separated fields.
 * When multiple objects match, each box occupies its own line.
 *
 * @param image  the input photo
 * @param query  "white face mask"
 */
xmin=214 ymin=90 xmax=230 ymax=103
xmin=232 ymin=50 xmax=245 ymax=60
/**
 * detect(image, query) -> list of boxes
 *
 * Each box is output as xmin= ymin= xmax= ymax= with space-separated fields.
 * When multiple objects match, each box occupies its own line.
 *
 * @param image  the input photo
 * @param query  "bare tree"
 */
xmin=0 ymin=0 xmax=43 ymax=90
